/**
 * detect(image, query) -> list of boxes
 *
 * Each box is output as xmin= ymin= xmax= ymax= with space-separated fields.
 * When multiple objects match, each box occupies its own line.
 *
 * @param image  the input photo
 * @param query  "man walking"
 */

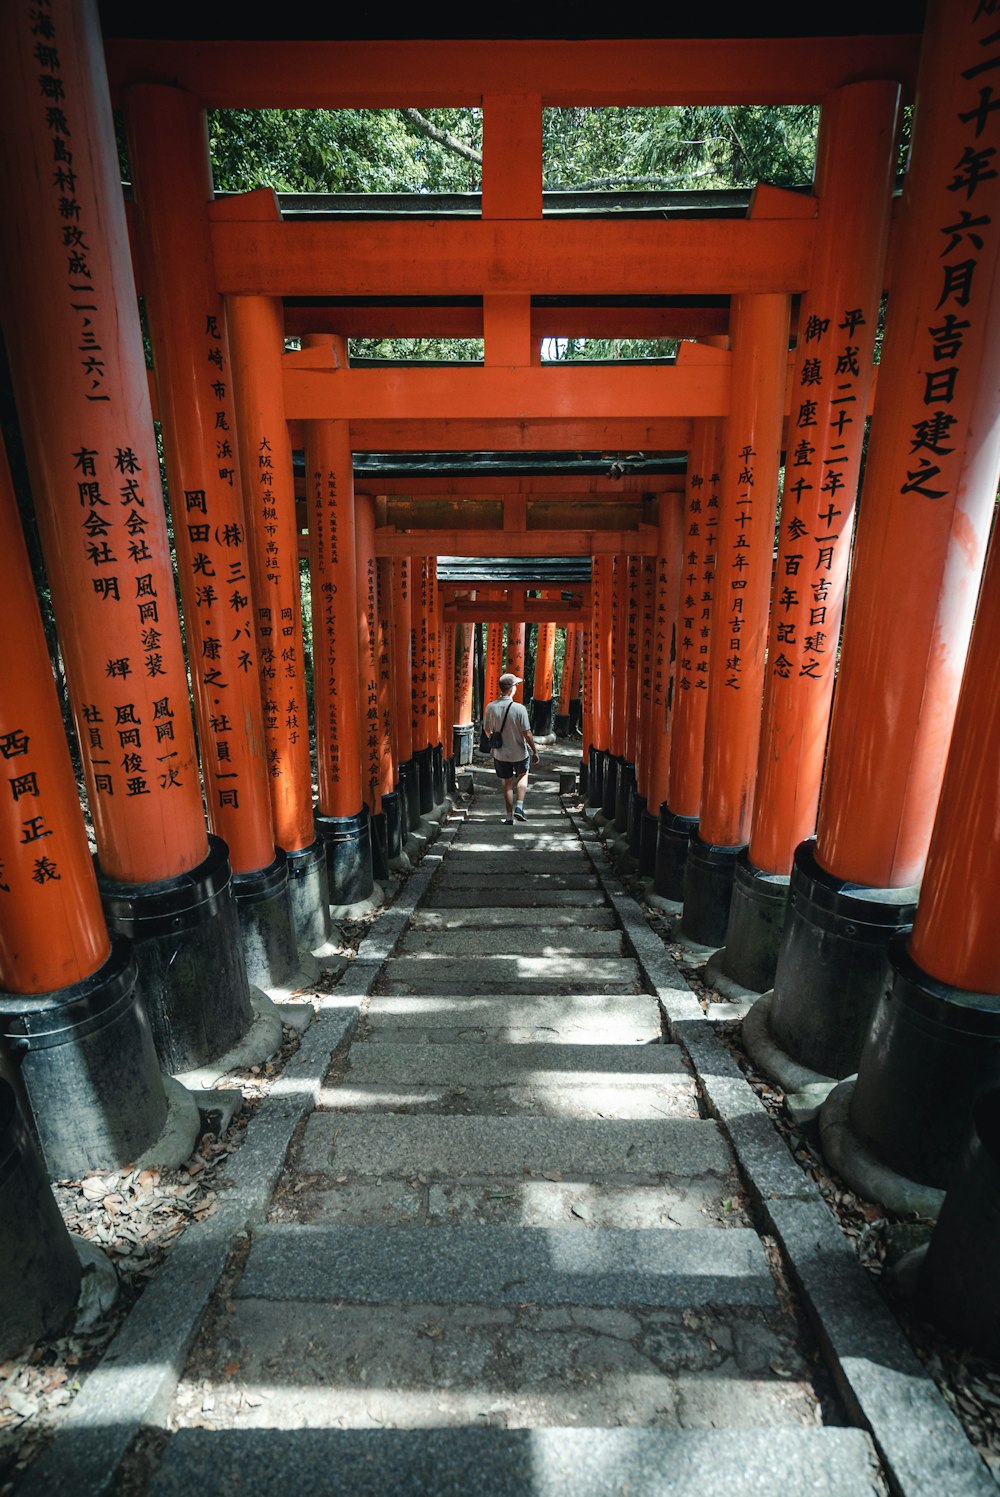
xmin=483 ymin=672 xmax=541 ymax=823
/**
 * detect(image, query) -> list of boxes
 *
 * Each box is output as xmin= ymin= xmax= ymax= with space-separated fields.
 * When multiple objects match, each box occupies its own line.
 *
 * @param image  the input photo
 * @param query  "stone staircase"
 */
xmin=143 ymin=769 xmax=884 ymax=1496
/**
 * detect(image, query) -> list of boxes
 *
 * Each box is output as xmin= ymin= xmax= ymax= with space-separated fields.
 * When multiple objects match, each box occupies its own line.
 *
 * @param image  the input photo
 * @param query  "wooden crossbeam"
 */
xmin=373 ymin=527 xmax=656 ymax=557
xmin=105 ymin=37 xmax=919 ymax=109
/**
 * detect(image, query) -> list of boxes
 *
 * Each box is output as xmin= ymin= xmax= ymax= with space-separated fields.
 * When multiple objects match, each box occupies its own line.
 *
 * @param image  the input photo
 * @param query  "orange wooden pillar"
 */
xmin=0 ymin=432 xmax=191 ymax=1176
xmin=443 ymin=621 xmax=458 ymax=784
xmin=681 ymin=296 xmax=789 ymax=947
xmin=587 ymin=554 xmax=614 ymax=810
xmin=454 ymin=623 xmax=476 ymax=765
xmin=0 ymin=2 xmax=256 ymax=1077
xmin=627 ymin=558 xmax=657 ymax=867
xmin=642 ymin=495 xmax=685 ymax=880
xmin=392 ymin=559 xmax=419 ymax=838
xmin=566 ymin=622 xmax=584 ymax=737
xmin=412 ymin=558 xmax=436 ymax=815
xmin=764 ymin=0 xmax=1000 ymax=1084
xmin=485 ymin=621 xmax=505 ymax=714
xmin=841 ymin=517 xmax=1000 ymax=1206
xmin=355 ymin=493 xmax=390 ymax=880
xmin=127 ymin=84 xmax=297 ymax=991
xmin=579 ymin=626 xmax=593 ymax=793
xmin=556 ymin=625 xmax=578 ymax=735
xmin=602 ymin=555 xmax=629 ymax=821
xmin=718 ymin=82 xmax=900 ymax=996
xmin=305 ymin=404 xmax=374 ymax=905
xmin=375 ymin=557 xmax=406 ymax=864
xmin=506 ymin=622 xmax=527 ymax=701
xmin=530 ymin=621 xmax=557 ymax=739
xmin=656 ymin=421 xmax=723 ymax=900
xmin=426 ymin=558 xmax=447 ymax=806
xmin=227 ymin=292 xmax=331 ymax=952
xmin=613 ymin=555 xmax=642 ymax=836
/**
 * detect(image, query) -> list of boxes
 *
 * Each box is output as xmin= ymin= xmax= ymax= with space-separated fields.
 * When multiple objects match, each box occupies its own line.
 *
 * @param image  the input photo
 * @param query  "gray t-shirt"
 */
xmin=484 ymin=696 xmax=531 ymax=761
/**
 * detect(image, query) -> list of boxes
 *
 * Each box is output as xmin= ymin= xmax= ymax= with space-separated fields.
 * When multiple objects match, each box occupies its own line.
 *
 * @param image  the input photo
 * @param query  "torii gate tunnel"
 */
xmin=0 ymin=4 xmax=999 ymax=1236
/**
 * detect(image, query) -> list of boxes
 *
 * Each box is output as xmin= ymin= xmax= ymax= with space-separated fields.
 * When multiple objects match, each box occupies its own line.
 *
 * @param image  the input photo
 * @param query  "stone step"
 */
xmin=395 ymin=929 xmax=624 ymax=957
xmin=448 ymin=836 xmax=586 ymax=854
xmin=364 ymin=992 xmax=660 ymax=1043
xmin=433 ymin=869 xmax=600 ymax=889
xmin=238 ymin=1223 xmax=775 ymax=1307
xmin=424 ymin=889 xmax=607 ymax=908
xmin=409 ymin=907 xmax=619 ymax=930
xmin=296 ymin=1114 xmax=730 ymax=1183
xmin=149 ymin=1427 xmax=881 ymax=1497
xmin=378 ymin=956 xmax=642 ymax=994
xmin=344 ymin=1042 xmax=688 ymax=1085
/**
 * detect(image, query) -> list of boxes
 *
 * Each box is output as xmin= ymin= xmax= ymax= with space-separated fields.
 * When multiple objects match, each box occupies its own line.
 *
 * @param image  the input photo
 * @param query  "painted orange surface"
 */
xmin=506 ymin=623 xmax=526 ymax=702
xmin=0 ymin=436 xmax=111 ymax=992
xmin=355 ymin=493 xmax=386 ymax=813
xmin=609 ymin=556 xmax=629 ymax=760
xmin=909 ymin=524 xmax=1000 ymax=993
xmin=485 ymin=622 xmax=505 ymax=710
xmin=558 ymin=626 xmax=578 ymax=716
xmin=647 ymin=497 xmax=685 ymax=813
xmin=624 ymin=557 xmax=642 ymax=765
xmin=127 ymin=84 xmax=274 ymax=875
xmin=816 ymin=2 xmax=1000 ymax=888
xmin=590 ymin=555 xmax=613 ymax=752
xmin=455 ymin=624 xmax=476 ymax=725
xmin=305 ymin=414 xmax=364 ymax=817
xmin=391 ymin=559 xmax=414 ymax=765
xmin=749 ymin=82 xmax=899 ymax=876
xmin=533 ymin=622 xmax=556 ymax=702
xmin=0 ymin=2 xmax=207 ymax=884
xmin=227 ymin=293 xmax=315 ymax=853
xmin=699 ymin=293 xmax=790 ymax=848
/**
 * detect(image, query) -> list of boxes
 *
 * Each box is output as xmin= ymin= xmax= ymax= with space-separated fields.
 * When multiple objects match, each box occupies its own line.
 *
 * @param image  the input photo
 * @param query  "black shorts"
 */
xmin=494 ymin=756 xmax=529 ymax=779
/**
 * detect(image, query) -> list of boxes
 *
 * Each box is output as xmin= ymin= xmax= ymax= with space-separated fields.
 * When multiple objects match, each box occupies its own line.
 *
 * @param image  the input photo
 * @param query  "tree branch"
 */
xmin=399 ymin=108 xmax=482 ymax=165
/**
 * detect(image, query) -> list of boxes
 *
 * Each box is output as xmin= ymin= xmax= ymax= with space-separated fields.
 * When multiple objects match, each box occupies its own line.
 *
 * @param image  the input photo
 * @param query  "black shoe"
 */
xmin=502 ymin=815 xmax=513 ymax=824
xmin=514 ymin=804 xmax=527 ymax=821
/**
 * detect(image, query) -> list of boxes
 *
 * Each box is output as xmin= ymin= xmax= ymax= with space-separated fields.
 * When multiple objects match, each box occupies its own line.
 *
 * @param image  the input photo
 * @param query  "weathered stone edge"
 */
xmin=16 ymin=815 xmax=464 ymax=1497
xmin=569 ymin=812 xmax=996 ymax=1497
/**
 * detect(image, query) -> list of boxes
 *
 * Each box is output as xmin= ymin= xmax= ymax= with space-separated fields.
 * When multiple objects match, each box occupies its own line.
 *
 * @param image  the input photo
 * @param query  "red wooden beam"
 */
xmin=105 ymin=37 xmax=919 ymax=109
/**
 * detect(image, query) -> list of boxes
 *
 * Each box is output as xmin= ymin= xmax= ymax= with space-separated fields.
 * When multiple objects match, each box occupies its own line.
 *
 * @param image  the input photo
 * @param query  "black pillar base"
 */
xmin=0 ymin=935 xmax=167 ymax=1178
xmin=718 ymin=851 xmax=791 ymax=994
xmin=601 ymin=753 xmax=620 ymax=820
xmin=614 ymin=761 xmax=636 ymax=835
xmin=370 ymin=810 xmax=390 ymax=882
xmin=587 ymin=746 xmax=605 ymax=809
xmin=0 ymin=1079 xmax=82 ymax=1359
xmin=654 ymin=806 xmax=697 ymax=902
xmin=446 ymin=755 xmax=458 ymax=794
xmin=453 ymin=722 xmax=474 ymax=766
xmin=579 ymin=755 xmax=589 ymax=795
xmin=99 ymin=836 xmax=254 ymax=1075
xmin=638 ymin=809 xmax=659 ymax=879
xmin=399 ymin=758 xmax=419 ymax=837
xmin=555 ymin=712 xmax=570 ymax=737
xmin=768 ymin=838 xmax=919 ymax=1082
xmin=233 ymin=849 xmax=298 ymax=989
xmin=848 ymin=936 xmax=1000 ymax=1191
xmin=920 ymin=1086 xmax=1000 ymax=1359
xmin=681 ymin=831 xmax=745 ymax=948
xmin=415 ymin=745 xmax=435 ymax=815
xmin=316 ymin=807 xmax=375 ymax=907
xmin=432 ymin=742 xmax=446 ymax=805
xmin=627 ymin=788 xmax=647 ymax=860
xmin=569 ymin=697 xmax=583 ymax=735
xmin=285 ymin=838 xmax=332 ymax=952
xmin=383 ymin=790 xmax=403 ymax=862
xmin=530 ymin=697 xmax=555 ymax=736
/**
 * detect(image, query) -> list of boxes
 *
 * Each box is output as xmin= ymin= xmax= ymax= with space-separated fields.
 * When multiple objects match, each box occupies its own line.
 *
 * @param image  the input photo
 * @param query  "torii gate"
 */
xmin=0 ymin=3 xmax=998 ymax=1238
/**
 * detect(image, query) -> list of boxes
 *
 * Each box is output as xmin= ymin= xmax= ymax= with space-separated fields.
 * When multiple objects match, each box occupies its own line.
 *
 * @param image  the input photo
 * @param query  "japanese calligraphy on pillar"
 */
xmin=772 ymin=307 xmax=867 ymax=685
xmin=376 ymin=561 xmax=396 ymax=780
xmin=677 ymin=466 xmax=719 ymax=695
xmin=362 ymin=551 xmax=380 ymax=800
xmin=30 ymin=1 xmax=108 ymax=405
xmin=312 ymin=464 xmax=342 ymax=787
xmin=724 ymin=441 xmax=756 ymax=690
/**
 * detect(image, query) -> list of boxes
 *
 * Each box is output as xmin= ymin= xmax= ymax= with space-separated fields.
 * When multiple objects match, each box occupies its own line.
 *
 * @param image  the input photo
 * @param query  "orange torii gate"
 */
xmin=6 ymin=4 xmax=1000 ymax=1300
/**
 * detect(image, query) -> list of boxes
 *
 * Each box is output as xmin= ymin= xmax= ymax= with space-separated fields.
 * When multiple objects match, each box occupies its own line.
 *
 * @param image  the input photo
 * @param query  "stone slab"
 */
xmin=238 ymin=1223 xmax=773 ymax=1307
xmin=395 ymin=928 xmax=623 ymax=956
xmin=364 ymin=992 xmax=660 ymax=1043
xmin=297 ymin=1113 xmax=730 ymax=1181
xmin=345 ymin=1042 xmax=687 ymax=1085
xmin=424 ymin=887 xmax=607 ymax=907
xmin=149 ymin=1426 xmax=881 ymax=1497
xmin=433 ymin=870 xmax=601 ymax=889
xmin=410 ymin=907 xmax=618 ymax=930
xmin=379 ymin=955 xmax=642 ymax=994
